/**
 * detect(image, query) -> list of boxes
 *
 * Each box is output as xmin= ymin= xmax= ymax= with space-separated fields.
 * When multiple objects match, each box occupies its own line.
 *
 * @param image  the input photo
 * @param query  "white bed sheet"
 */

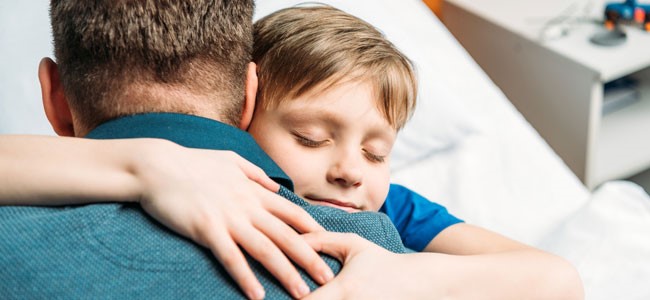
xmin=540 ymin=181 xmax=650 ymax=300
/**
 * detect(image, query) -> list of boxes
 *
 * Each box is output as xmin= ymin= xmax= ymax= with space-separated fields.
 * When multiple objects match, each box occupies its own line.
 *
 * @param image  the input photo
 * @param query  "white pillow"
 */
xmin=254 ymin=0 xmax=481 ymax=170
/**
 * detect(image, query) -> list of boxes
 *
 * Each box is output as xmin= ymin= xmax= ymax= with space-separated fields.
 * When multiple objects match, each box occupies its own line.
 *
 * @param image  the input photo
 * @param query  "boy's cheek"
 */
xmin=367 ymin=167 xmax=391 ymax=211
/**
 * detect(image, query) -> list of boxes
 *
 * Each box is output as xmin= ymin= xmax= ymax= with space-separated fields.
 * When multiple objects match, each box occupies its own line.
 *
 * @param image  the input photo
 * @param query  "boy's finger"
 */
xmin=302 ymin=232 xmax=364 ymax=262
xmin=232 ymin=222 xmax=311 ymax=299
xmin=254 ymin=213 xmax=333 ymax=285
xmin=205 ymin=227 xmax=265 ymax=300
xmin=303 ymin=279 xmax=345 ymax=300
xmin=234 ymin=153 xmax=280 ymax=193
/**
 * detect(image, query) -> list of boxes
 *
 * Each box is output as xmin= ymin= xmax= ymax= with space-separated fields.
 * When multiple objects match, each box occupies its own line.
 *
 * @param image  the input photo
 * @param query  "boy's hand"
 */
xmin=135 ymin=142 xmax=333 ymax=299
xmin=302 ymin=231 xmax=584 ymax=300
xmin=301 ymin=231 xmax=432 ymax=300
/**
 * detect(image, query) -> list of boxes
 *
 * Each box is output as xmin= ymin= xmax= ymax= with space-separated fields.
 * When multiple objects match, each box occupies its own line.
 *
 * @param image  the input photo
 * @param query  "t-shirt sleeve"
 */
xmin=379 ymin=183 xmax=463 ymax=251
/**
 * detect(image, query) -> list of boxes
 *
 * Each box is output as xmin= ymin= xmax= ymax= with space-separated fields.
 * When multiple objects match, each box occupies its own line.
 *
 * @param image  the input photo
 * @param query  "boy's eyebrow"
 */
xmin=281 ymin=109 xmax=397 ymax=140
xmin=282 ymin=109 xmax=343 ymax=125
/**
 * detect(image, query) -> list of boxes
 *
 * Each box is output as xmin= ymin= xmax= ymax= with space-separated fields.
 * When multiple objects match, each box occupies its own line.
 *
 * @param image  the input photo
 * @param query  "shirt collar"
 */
xmin=85 ymin=113 xmax=293 ymax=190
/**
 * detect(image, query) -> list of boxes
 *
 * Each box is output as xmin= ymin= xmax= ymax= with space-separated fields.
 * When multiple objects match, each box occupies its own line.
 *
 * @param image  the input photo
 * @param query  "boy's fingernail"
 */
xmin=248 ymin=288 xmax=265 ymax=300
xmin=321 ymin=268 xmax=334 ymax=282
xmin=294 ymin=282 xmax=310 ymax=298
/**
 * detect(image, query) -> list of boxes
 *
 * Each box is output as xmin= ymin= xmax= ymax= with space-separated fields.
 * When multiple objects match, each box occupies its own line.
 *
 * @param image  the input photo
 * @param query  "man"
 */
xmin=0 ymin=1 xmax=407 ymax=299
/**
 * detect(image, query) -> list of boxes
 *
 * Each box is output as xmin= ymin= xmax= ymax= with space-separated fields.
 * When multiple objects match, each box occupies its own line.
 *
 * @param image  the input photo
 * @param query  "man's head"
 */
xmin=40 ymin=0 xmax=254 ymax=136
xmin=248 ymin=5 xmax=417 ymax=212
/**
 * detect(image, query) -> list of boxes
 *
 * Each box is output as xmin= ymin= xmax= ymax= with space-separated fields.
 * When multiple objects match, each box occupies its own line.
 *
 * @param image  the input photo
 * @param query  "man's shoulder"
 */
xmin=0 ymin=203 xmax=252 ymax=298
xmin=277 ymin=187 xmax=407 ymax=254
xmin=307 ymin=206 xmax=406 ymax=252
xmin=0 ymin=203 xmax=193 ymax=264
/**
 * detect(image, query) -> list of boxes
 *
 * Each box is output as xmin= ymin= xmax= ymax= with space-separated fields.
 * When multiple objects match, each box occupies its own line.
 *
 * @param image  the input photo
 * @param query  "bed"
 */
xmin=2 ymin=0 xmax=650 ymax=299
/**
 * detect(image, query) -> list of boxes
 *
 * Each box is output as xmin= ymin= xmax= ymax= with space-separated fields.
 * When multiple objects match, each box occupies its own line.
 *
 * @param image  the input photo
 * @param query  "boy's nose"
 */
xmin=326 ymin=154 xmax=363 ymax=188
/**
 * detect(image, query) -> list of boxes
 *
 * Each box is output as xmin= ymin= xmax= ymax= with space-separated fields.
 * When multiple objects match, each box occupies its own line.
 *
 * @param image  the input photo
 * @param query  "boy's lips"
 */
xmin=304 ymin=196 xmax=361 ymax=213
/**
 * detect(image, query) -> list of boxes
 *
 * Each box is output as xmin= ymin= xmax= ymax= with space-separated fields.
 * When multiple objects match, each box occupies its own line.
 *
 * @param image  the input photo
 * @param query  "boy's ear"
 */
xmin=39 ymin=57 xmax=75 ymax=137
xmin=239 ymin=62 xmax=258 ymax=131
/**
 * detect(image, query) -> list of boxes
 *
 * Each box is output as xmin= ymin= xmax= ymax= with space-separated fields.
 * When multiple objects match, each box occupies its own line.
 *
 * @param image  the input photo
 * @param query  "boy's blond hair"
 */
xmin=253 ymin=5 xmax=417 ymax=130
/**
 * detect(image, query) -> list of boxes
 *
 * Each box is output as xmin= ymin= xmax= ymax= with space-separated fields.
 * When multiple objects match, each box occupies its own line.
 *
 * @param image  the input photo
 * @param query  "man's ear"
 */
xmin=39 ymin=57 xmax=75 ymax=136
xmin=238 ymin=62 xmax=258 ymax=130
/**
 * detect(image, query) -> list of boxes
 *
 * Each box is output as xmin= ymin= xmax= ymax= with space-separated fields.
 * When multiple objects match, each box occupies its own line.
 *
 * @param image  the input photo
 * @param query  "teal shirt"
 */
xmin=0 ymin=113 xmax=407 ymax=299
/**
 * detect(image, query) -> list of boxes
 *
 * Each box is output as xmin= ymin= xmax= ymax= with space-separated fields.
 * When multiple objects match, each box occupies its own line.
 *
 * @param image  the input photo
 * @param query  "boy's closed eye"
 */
xmin=291 ymin=131 xmax=328 ymax=148
xmin=363 ymin=149 xmax=386 ymax=163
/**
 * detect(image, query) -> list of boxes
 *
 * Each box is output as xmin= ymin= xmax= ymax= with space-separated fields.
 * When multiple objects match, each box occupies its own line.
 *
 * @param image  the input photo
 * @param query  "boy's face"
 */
xmin=248 ymin=80 xmax=395 ymax=212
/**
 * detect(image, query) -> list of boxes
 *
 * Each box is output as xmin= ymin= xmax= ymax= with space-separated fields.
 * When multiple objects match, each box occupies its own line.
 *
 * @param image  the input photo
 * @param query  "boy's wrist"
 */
xmin=117 ymin=138 xmax=177 ymax=204
xmin=128 ymin=138 xmax=193 ymax=206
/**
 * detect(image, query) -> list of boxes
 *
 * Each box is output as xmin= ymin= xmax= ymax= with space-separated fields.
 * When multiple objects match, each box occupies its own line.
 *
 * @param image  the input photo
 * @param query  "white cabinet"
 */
xmin=443 ymin=0 xmax=650 ymax=189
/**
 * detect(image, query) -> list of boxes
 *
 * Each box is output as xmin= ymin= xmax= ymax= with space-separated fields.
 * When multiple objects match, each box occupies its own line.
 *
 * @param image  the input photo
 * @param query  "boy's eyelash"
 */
xmin=293 ymin=133 xmax=326 ymax=147
xmin=364 ymin=150 xmax=386 ymax=163
xmin=292 ymin=132 xmax=386 ymax=162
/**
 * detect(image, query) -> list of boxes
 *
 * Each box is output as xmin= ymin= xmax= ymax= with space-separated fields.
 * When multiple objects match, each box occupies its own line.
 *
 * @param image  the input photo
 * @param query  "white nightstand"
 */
xmin=443 ymin=0 xmax=650 ymax=189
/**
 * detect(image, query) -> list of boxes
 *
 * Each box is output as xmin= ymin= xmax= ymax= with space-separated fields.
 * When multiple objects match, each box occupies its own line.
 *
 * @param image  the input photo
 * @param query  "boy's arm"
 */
xmin=382 ymin=185 xmax=582 ymax=298
xmin=304 ymin=231 xmax=584 ymax=300
xmin=385 ymin=184 xmax=534 ymax=253
xmin=423 ymin=222 xmax=531 ymax=254
xmin=0 ymin=135 xmax=333 ymax=299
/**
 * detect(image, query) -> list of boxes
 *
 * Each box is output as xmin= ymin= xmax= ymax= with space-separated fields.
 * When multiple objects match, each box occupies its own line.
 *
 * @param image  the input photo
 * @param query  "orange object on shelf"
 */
xmin=634 ymin=7 xmax=646 ymax=23
xmin=422 ymin=0 xmax=442 ymax=17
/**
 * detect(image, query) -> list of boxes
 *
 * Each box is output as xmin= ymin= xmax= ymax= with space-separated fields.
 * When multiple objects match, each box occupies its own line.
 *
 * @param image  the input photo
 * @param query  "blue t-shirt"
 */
xmin=380 ymin=184 xmax=463 ymax=251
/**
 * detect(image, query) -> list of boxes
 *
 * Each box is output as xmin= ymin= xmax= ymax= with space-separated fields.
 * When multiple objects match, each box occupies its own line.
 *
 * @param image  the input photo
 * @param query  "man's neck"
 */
xmin=78 ymin=82 xmax=238 ymax=137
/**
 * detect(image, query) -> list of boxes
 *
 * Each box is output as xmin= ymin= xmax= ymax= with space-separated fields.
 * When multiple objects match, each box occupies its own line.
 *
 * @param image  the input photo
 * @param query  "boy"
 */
xmin=247 ymin=5 xmax=462 ymax=252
